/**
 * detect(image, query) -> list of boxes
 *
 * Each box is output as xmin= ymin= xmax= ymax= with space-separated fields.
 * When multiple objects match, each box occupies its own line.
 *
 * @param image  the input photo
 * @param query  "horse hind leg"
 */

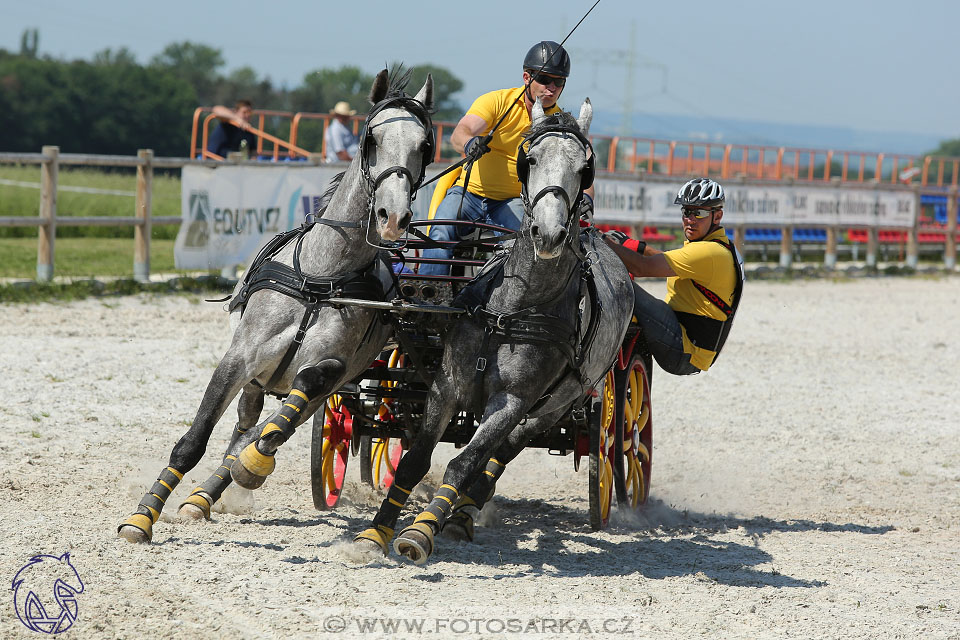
xmin=231 ymin=359 xmax=345 ymax=490
xmin=178 ymin=385 xmax=265 ymax=520
xmin=118 ymin=356 xmax=249 ymax=543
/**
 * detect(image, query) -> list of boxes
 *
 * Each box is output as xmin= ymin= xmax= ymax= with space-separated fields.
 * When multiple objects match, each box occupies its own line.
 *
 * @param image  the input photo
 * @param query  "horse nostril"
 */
xmin=530 ymin=224 xmax=541 ymax=238
xmin=398 ymin=212 xmax=411 ymax=228
xmin=556 ymin=228 xmax=568 ymax=244
xmin=377 ymin=208 xmax=388 ymax=223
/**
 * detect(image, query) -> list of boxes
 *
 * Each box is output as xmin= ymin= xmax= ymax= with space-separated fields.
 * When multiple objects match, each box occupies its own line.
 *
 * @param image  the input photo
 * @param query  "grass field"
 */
xmin=0 ymin=238 xmax=194 ymax=279
xmin=0 ymin=164 xmax=181 ymax=239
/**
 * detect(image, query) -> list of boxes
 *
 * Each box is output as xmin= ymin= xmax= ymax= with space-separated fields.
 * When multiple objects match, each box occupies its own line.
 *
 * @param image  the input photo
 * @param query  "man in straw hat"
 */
xmin=325 ymin=101 xmax=359 ymax=163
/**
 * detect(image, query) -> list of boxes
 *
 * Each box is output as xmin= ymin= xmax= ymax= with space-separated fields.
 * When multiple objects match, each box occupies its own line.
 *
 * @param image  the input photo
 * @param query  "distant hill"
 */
xmin=589 ymin=109 xmax=948 ymax=157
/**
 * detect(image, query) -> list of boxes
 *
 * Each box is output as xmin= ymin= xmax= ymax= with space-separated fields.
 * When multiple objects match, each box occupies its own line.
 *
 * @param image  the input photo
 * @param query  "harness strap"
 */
xmin=265 ymin=299 xmax=320 ymax=390
xmin=676 ymin=237 xmax=744 ymax=365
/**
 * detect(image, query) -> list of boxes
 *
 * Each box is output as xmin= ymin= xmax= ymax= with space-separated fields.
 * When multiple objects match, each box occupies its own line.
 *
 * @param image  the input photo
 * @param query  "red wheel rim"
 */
xmin=320 ymin=395 xmax=352 ymax=509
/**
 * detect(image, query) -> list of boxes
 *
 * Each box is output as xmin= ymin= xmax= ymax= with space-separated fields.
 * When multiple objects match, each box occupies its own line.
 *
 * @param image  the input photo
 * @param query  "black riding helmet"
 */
xmin=523 ymin=41 xmax=571 ymax=78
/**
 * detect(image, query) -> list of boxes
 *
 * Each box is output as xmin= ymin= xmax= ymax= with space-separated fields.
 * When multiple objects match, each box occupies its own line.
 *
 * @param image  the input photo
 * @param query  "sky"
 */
xmin=2 ymin=0 xmax=958 ymax=142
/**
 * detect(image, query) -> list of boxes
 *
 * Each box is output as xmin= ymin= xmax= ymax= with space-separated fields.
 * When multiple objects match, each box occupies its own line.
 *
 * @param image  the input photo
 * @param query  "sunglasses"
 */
xmin=681 ymin=207 xmax=718 ymax=219
xmin=532 ymin=74 xmax=566 ymax=88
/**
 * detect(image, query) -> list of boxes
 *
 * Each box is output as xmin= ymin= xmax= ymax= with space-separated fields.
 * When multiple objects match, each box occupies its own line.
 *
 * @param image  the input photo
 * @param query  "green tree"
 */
xmin=292 ymin=65 xmax=372 ymax=114
xmin=149 ymin=41 xmax=224 ymax=104
xmin=19 ymin=29 xmax=38 ymax=59
xmin=0 ymin=54 xmax=196 ymax=156
xmin=92 ymin=47 xmax=138 ymax=67
xmin=404 ymin=63 xmax=463 ymax=121
xmin=926 ymin=138 xmax=960 ymax=157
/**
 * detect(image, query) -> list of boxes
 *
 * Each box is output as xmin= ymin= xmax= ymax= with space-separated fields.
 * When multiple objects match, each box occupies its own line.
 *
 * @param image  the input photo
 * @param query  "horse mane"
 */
xmin=385 ymin=65 xmax=413 ymax=98
xmin=315 ymin=171 xmax=345 ymax=218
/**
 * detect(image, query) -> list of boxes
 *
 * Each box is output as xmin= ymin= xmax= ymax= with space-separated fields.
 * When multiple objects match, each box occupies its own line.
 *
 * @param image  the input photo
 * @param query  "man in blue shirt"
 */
xmin=207 ymin=100 xmax=257 ymax=159
xmin=324 ymin=101 xmax=359 ymax=163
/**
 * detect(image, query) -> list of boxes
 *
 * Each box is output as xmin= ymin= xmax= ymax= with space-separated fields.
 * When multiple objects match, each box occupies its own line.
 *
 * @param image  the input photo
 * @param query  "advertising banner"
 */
xmin=177 ymin=166 xmax=917 ymax=269
xmin=592 ymin=177 xmax=916 ymax=228
xmin=175 ymin=165 xmax=344 ymax=270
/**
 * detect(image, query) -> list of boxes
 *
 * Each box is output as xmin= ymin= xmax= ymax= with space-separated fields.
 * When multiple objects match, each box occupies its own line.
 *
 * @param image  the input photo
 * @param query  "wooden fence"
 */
xmin=0 ymin=147 xmax=957 ymax=282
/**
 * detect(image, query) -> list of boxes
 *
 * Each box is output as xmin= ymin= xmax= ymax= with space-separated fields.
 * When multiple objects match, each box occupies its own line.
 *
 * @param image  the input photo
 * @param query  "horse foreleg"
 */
xmin=231 ymin=359 xmax=345 ymax=490
xmin=444 ymin=408 xmax=566 ymax=542
xmin=354 ymin=383 xmax=459 ymax=557
xmin=178 ymin=384 xmax=265 ymax=520
xmin=118 ymin=356 xmax=249 ymax=543
xmin=394 ymin=393 xmax=528 ymax=564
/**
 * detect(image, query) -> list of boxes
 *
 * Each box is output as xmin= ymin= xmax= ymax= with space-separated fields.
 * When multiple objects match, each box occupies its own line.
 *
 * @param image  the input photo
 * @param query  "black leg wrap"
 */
xmin=140 ymin=466 xmax=182 ymax=520
xmin=420 ymin=483 xmax=460 ymax=534
xmin=372 ymin=484 xmax=413 ymax=530
xmin=258 ymin=389 xmax=311 ymax=452
xmin=198 ymin=455 xmax=236 ymax=503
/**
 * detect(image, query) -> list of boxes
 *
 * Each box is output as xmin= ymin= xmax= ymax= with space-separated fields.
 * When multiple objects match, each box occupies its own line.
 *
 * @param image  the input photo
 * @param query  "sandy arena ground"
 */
xmin=1 ymin=275 xmax=958 ymax=639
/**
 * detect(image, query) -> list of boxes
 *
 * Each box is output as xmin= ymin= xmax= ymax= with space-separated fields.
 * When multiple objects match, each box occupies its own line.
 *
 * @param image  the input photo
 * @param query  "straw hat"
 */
xmin=331 ymin=101 xmax=356 ymax=116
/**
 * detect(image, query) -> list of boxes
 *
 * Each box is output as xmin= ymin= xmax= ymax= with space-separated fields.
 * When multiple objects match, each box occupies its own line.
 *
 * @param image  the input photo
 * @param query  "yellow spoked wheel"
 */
xmin=311 ymin=393 xmax=352 ymax=510
xmin=359 ymin=349 xmax=406 ymax=490
xmin=588 ymin=369 xmax=617 ymax=530
xmin=615 ymin=351 xmax=653 ymax=510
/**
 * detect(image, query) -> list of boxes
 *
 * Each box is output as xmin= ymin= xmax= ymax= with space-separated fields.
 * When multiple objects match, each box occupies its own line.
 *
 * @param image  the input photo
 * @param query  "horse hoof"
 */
xmin=231 ymin=444 xmax=275 ymax=489
xmin=354 ymin=528 xmax=391 ymax=556
xmin=441 ymin=513 xmax=474 ymax=542
xmin=178 ymin=492 xmax=213 ymax=520
xmin=118 ymin=513 xmax=153 ymax=543
xmin=393 ymin=522 xmax=435 ymax=565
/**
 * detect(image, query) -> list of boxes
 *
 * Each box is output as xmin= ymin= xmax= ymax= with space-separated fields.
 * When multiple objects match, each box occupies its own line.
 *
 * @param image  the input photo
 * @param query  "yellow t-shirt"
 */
xmin=661 ymin=228 xmax=738 ymax=371
xmin=455 ymin=87 xmax=560 ymax=201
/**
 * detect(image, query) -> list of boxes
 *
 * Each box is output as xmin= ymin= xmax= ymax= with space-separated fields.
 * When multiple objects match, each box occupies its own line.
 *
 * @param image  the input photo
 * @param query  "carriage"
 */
xmin=311 ymin=217 xmax=656 ymax=530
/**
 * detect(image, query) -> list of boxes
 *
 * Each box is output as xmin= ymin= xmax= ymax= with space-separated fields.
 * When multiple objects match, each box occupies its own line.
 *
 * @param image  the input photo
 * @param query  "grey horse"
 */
xmin=118 ymin=69 xmax=435 ymax=543
xmin=353 ymin=98 xmax=635 ymax=563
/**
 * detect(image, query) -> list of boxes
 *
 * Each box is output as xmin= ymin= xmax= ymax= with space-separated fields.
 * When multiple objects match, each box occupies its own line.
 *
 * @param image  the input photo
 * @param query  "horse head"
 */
xmin=360 ymin=68 xmax=435 ymax=243
xmin=520 ymin=97 xmax=594 ymax=259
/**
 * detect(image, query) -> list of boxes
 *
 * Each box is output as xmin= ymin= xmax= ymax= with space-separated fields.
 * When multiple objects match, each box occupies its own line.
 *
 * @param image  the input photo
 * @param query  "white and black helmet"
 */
xmin=675 ymin=178 xmax=725 ymax=209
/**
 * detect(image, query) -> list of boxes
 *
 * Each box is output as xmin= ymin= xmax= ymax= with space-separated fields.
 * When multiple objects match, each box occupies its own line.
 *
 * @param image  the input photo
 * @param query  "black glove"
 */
xmin=579 ymin=194 xmax=594 ymax=222
xmin=605 ymin=230 xmax=630 ymax=245
xmin=605 ymin=230 xmax=646 ymax=254
xmin=463 ymin=136 xmax=490 ymax=162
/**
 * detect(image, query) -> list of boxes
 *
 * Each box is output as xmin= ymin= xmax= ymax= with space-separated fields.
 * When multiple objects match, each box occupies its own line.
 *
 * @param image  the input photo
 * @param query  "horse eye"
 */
xmin=527 ymin=157 xmax=537 ymax=166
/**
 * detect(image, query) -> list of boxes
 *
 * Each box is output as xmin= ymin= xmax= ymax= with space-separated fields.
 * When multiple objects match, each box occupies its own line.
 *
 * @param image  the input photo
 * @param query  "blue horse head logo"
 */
xmin=11 ymin=553 xmax=85 ymax=634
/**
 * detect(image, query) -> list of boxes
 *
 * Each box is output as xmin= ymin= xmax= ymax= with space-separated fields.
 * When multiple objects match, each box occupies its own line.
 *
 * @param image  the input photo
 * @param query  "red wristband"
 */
xmin=624 ymin=238 xmax=641 ymax=252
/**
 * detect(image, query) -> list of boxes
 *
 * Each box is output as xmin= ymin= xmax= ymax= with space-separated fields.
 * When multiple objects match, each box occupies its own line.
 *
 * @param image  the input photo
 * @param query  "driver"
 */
xmin=418 ymin=41 xmax=574 ymax=276
xmin=603 ymin=178 xmax=744 ymax=374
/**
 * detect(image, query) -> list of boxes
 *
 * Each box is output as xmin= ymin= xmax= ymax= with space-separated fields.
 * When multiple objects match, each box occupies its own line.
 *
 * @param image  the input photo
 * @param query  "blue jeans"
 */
xmin=632 ymin=283 xmax=700 ymax=376
xmin=418 ymin=186 xmax=525 ymax=276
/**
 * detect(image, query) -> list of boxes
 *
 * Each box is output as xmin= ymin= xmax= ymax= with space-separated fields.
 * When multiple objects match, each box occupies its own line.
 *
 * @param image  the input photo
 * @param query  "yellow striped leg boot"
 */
xmin=231 ymin=390 xmax=309 ymax=489
xmin=443 ymin=458 xmax=503 ymax=542
xmin=394 ymin=484 xmax=459 ymax=564
xmin=353 ymin=484 xmax=412 ymax=555
xmin=177 ymin=454 xmax=237 ymax=520
xmin=118 ymin=466 xmax=183 ymax=543
xmin=442 ymin=496 xmax=479 ymax=542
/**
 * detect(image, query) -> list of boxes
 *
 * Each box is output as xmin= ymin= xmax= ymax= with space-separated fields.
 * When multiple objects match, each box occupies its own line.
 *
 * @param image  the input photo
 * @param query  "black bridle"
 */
xmin=316 ymin=94 xmax=435 ymax=249
xmin=517 ymin=120 xmax=595 ymax=229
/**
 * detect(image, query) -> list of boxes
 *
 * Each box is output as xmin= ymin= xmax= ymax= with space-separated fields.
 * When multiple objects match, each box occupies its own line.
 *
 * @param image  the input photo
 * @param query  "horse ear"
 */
xmin=414 ymin=73 xmax=434 ymax=110
xmin=531 ymin=97 xmax=546 ymax=125
xmin=577 ymin=98 xmax=593 ymax=137
xmin=369 ymin=69 xmax=389 ymax=105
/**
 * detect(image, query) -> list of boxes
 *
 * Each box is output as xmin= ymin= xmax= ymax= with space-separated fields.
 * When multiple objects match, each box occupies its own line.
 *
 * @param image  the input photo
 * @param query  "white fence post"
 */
xmin=37 ymin=145 xmax=59 ymax=282
xmin=134 ymin=149 xmax=154 ymax=282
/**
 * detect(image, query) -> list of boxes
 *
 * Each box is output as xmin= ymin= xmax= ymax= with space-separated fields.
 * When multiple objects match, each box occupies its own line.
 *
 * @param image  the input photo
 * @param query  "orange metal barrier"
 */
xmin=189 ymin=107 xmax=960 ymax=187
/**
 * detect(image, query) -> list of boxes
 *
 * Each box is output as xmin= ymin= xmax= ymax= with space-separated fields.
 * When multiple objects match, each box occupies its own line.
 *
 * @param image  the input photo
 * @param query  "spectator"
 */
xmin=325 ymin=101 xmax=359 ymax=163
xmin=207 ymin=100 xmax=257 ymax=159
